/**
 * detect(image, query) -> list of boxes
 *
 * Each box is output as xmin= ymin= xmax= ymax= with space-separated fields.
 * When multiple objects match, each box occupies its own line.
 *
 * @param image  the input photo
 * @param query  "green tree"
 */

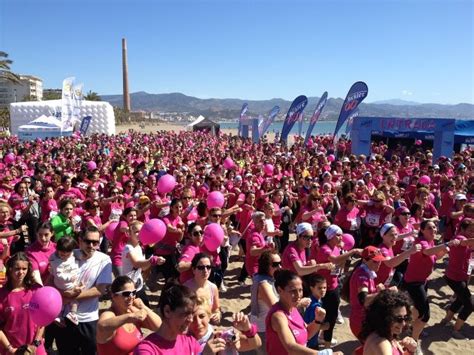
xmin=43 ymin=90 xmax=62 ymax=100
xmin=0 ymin=51 xmax=20 ymax=84
xmin=0 ymin=107 xmax=10 ymax=129
xmin=113 ymin=106 xmax=130 ymax=124
xmin=84 ymin=90 xmax=101 ymax=101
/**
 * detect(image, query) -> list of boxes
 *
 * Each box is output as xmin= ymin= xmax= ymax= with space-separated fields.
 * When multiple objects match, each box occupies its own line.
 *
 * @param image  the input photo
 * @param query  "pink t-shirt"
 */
xmin=446 ymin=235 xmax=473 ymax=282
xmin=374 ymin=244 xmax=394 ymax=286
xmin=133 ymin=333 xmax=201 ymax=355
xmin=404 ymin=239 xmax=436 ymax=283
xmin=349 ymin=265 xmax=376 ymax=329
xmin=393 ymin=222 xmax=415 ymax=255
xmin=26 ymin=241 xmax=56 ymax=283
xmin=281 ymin=241 xmax=306 ymax=273
xmin=316 ymin=244 xmax=340 ymax=291
xmin=178 ymin=244 xmax=201 ymax=284
xmin=155 ymin=215 xmax=183 ymax=256
xmin=40 ymin=199 xmax=58 ymax=222
xmin=245 ymin=230 xmax=266 ymax=276
xmin=0 ymin=286 xmax=46 ymax=355
xmin=335 ymin=206 xmax=360 ymax=231
xmin=111 ymin=221 xmax=129 ymax=266
xmin=361 ymin=204 xmax=390 ymax=228
xmin=265 ymin=302 xmax=308 ymax=355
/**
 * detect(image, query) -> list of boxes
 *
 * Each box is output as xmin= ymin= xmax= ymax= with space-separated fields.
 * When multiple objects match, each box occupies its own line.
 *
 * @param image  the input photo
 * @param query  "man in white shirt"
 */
xmin=55 ymin=226 xmax=112 ymax=355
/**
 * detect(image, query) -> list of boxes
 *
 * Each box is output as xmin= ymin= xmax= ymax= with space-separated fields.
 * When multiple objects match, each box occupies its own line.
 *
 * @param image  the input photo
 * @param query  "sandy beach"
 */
xmin=113 ymin=122 xmax=474 ymax=354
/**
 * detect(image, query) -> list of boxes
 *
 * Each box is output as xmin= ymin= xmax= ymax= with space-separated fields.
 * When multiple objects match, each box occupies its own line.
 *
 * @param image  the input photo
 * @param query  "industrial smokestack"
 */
xmin=122 ymin=38 xmax=130 ymax=112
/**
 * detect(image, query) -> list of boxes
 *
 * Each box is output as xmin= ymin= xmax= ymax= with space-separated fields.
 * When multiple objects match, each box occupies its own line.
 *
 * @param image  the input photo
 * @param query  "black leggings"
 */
xmin=322 ymin=288 xmax=340 ymax=342
xmin=445 ymin=276 xmax=473 ymax=321
xmin=404 ymin=281 xmax=430 ymax=322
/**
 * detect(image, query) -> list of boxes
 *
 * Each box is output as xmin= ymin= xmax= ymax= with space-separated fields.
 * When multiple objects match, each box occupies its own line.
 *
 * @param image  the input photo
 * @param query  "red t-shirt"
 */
xmin=446 ymin=235 xmax=473 ymax=282
xmin=316 ymin=244 xmax=340 ymax=291
xmin=26 ymin=241 xmax=56 ymax=283
xmin=404 ymin=239 xmax=436 ymax=283
xmin=245 ymin=230 xmax=266 ymax=276
xmin=349 ymin=265 xmax=376 ymax=330
xmin=374 ymin=244 xmax=394 ymax=286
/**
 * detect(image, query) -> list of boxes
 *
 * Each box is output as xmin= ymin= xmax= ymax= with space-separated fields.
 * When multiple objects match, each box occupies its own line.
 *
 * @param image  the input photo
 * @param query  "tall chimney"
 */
xmin=122 ymin=38 xmax=131 ymax=112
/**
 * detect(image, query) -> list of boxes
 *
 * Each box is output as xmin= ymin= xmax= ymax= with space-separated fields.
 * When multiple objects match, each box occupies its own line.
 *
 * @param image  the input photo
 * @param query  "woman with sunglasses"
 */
xmin=249 ymin=251 xmax=281 ymax=354
xmin=204 ymin=207 xmax=226 ymax=289
xmin=402 ymin=220 xmax=458 ymax=341
xmin=97 ymin=276 xmax=162 ymax=355
xmin=265 ymin=269 xmax=342 ymax=355
xmin=184 ymin=253 xmax=221 ymax=325
xmin=134 ymin=283 xmax=225 ymax=354
xmin=178 ymin=223 xmax=204 ymax=284
xmin=357 ymin=290 xmax=417 ymax=355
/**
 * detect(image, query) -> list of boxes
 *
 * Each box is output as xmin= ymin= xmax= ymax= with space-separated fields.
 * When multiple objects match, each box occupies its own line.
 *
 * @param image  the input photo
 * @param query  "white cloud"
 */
xmin=401 ymin=90 xmax=413 ymax=96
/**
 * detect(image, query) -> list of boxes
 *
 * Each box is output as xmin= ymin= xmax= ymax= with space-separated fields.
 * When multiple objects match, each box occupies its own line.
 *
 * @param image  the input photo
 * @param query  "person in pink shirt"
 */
xmin=177 ymin=223 xmax=204 ymax=284
xmin=440 ymin=218 xmax=474 ymax=339
xmin=39 ymin=186 xmax=57 ymax=222
xmin=265 ymin=269 xmax=342 ymax=355
xmin=134 ymin=283 xmax=225 ymax=355
xmin=373 ymin=223 xmax=420 ymax=288
xmin=26 ymin=222 xmax=56 ymax=285
xmin=334 ymin=193 xmax=361 ymax=244
xmin=403 ymin=220 xmax=458 ymax=341
xmin=245 ymin=212 xmax=273 ymax=278
xmin=0 ymin=252 xmax=46 ymax=355
xmin=281 ymin=223 xmax=333 ymax=277
xmin=111 ymin=207 xmax=138 ymax=277
xmin=359 ymin=191 xmax=394 ymax=247
xmin=301 ymin=193 xmax=328 ymax=231
xmin=348 ymin=246 xmax=388 ymax=339
xmin=443 ymin=193 xmax=467 ymax=242
xmin=316 ymin=224 xmax=361 ymax=349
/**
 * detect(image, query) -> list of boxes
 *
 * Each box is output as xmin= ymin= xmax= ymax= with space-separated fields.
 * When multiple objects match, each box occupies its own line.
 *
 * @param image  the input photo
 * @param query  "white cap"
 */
xmin=325 ymin=225 xmax=342 ymax=240
xmin=455 ymin=193 xmax=467 ymax=201
xmin=296 ymin=222 xmax=313 ymax=236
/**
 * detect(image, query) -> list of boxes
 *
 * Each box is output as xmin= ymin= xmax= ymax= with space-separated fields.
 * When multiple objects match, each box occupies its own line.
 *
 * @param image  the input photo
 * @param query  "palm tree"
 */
xmin=0 ymin=51 xmax=20 ymax=84
xmin=84 ymin=90 xmax=101 ymax=101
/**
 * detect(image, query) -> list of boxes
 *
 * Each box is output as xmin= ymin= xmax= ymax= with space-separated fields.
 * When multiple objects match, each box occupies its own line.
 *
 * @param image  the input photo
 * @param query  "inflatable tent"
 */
xmin=18 ymin=115 xmax=72 ymax=141
xmin=9 ymin=100 xmax=115 ymax=136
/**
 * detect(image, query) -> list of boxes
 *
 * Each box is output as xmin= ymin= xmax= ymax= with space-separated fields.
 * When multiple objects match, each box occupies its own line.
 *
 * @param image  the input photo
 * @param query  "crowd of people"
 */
xmin=0 ymin=129 xmax=472 ymax=355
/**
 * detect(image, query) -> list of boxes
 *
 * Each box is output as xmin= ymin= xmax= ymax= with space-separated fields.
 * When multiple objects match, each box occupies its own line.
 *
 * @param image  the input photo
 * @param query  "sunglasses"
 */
xmin=393 ymin=315 xmax=411 ymax=323
xmin=211 ymin=214 xmax=222 ymax=218
xmin=272 ymin=262 xmax=281 ymax=268
xmin=372 ymin=200 xmax=383 ymax=203
xmin=114 ymin=289 xmax=137 ymax=298
xmin=192 ymin=230 xmax=203 ymax=236
xmin=196 ymin=265 xmax=212 ymax=271
xmin=401 ymin=213 xmax=411 ymax=216
xmin=182 ymin=196 xmax=192 ymax=200
xmin=82 ymin=239 xmax=100 ymax=246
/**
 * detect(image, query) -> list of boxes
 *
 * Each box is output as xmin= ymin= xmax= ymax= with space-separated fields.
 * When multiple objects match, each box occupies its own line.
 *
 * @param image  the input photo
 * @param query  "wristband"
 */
xmin=32 ymin=339 xmax=41 ymax=347
xmin=7 ymin=344 xmax=14 ymax=353
xmin=149 ymin=255 xmax=159 ymax=265
xmin=243 ymin=323 xmax=257 ymax=338
xmin=314 ymin=319 xmax=324 ymax=325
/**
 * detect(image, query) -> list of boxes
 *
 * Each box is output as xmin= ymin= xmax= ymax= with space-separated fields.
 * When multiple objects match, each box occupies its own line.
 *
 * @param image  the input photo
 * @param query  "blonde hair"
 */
xmin=195 ymin=296 xmax=212 ymax=315
xmin=0 ymin=202 xmax=12 ymax=214
xmin=129 ymin=220 xmax=144 ymax=235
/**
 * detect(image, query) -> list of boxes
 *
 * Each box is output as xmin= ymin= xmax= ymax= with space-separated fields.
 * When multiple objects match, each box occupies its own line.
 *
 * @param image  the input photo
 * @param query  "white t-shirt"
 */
xmin=121 ymin=244 xmax=144 ymax=292
xmin=70 ymin=249 xmax=112 ymax=323
xmin=49 ymin=252 xmax=80 ymax=290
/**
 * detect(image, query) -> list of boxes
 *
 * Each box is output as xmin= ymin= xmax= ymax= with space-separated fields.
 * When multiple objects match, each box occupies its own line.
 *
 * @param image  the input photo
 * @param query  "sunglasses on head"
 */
xmin=114 ymin=289 xmax=137 ymax=298
xmin=82 ymin=239 xmax=100 ymax=246
xmin=192 ymin=230 xmax=203 ymax=236
xmin=393 ymin=315 xmax=411 ymax=323
xmin=196 ymin=265 xmax=212 ymax=271
xmin=272 ymin=261 xmax=281 ymax=268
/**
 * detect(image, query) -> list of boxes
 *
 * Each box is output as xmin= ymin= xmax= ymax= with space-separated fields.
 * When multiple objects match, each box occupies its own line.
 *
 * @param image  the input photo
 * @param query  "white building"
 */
xmin=0 ymin=75 xmax=43 ymax=108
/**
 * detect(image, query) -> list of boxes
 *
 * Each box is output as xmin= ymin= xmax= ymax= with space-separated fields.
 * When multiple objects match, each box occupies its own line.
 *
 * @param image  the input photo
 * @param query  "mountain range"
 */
xmin=101 ymin=92 xmax=474 ymax=121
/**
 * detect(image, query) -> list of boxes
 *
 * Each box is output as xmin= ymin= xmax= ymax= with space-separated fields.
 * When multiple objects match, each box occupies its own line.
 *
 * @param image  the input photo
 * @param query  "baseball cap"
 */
xmin=325 ymin=225 xmax=342 ymax=240
xmin=395 ymin=206 xmax=410 ymax=216
xmin=296 ymin=222 xmax=313 ymax=236
xmin=342 ymin=157 xmax=350 ymax=163
xmin=455 ymin=193 xmax=467 ymax=201
xmin=362 ymin=246 xmax=387 ymax=262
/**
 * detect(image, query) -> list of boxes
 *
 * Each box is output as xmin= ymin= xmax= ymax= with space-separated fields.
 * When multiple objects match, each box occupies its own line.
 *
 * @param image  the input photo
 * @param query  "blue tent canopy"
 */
xmin=371 ymin=119 xmax=474 ymax=144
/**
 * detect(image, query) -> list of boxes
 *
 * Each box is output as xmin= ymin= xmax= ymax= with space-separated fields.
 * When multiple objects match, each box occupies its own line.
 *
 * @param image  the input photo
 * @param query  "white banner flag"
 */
xmin=61 ymin=77 xmax=75 ymax=131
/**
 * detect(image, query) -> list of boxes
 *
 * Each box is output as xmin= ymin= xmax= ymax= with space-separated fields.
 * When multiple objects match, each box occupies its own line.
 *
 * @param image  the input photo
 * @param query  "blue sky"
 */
xmin=1 ymin=0 xmax=472 ymax=104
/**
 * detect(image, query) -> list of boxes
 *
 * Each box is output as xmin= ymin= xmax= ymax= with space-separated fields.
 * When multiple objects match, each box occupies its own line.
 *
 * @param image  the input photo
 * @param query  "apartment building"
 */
xmin=0 ymin=74 xmax=43 ymax=108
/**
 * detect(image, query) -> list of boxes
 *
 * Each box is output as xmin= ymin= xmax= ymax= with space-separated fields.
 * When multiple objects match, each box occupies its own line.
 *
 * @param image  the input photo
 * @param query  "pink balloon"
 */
xmin=342 ymin=233 xmax=355 ymax=251
xmin=203 ymin=223 xmax=225 ymax=252
xmin=157 ymin=174 xmax=176 ymax=194
xmin=263 ymin=164 xmax=274 ymax=176
xmin=323 ymin=164 xmax=331 ymax=172
xmin=415 ymin=139 xmax=422 ymax=146
xmin=124 ymin=136 xmax=132 ymax=144
xmin=86 ymin=161 xmax=97 ymax=171
xmin=328 ymin=154 xmax=335 ymax=162
xmin=143 ymin=136 xmax=149 ymax=144
xmin=139 ymin=218 xmax=166 ymax=246
xmin=4 ymin=153 xmax=15 ymax=164
xmin=419 ymin=175 xmax=431 ymax=185
xmin=105 ymin=221 xmax=119 ymax=240
xmin=223 ymin=157 xmax=234 ymax=170
xmin=29 ymin=286 xmax=63 ymax=326
xmin=207 ymin=191 xmax=225 ymax=209
xmin=187 ymin=140 xmax=194 ymax=147
xmin=187 ymin=207 xmax=198 ymax=222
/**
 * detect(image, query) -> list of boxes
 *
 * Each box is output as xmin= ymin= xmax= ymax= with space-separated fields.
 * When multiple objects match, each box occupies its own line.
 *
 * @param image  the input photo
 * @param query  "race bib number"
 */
xmin=384 ymin=269 xmax=395 ymax=286
xmin=350 ymin=218 xmax=359 ymax=230
xmin=110 ymin=208 xmax=122 ymax=221
xmin=402 ymin=238 xmax=414 ymax=251
xmin=365 ymin=213 xmax=380 ymax=227
xmin=468 ymin=256 xmax=474 ymax=275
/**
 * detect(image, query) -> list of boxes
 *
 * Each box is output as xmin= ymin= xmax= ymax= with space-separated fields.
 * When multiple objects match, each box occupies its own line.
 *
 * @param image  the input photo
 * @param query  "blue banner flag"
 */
xmin=304 ymin=92 xmax=328 ymax=144
xmin=298 ymin=112 xmax=304 ymax=137
xmin=79 ymin=116 xmax=92 ymax=136
xmin=238 ymin=103 xmax=248 ymax=136
xmin=334 ymin=81 xmax=368 ymax=137
xmin=259 ymin=105 xmax=280 ymax=138
xmin=345 ymin=108 xmax=359 ymax=135
xmin=281 ymin=95 xmax=308 ymax=142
